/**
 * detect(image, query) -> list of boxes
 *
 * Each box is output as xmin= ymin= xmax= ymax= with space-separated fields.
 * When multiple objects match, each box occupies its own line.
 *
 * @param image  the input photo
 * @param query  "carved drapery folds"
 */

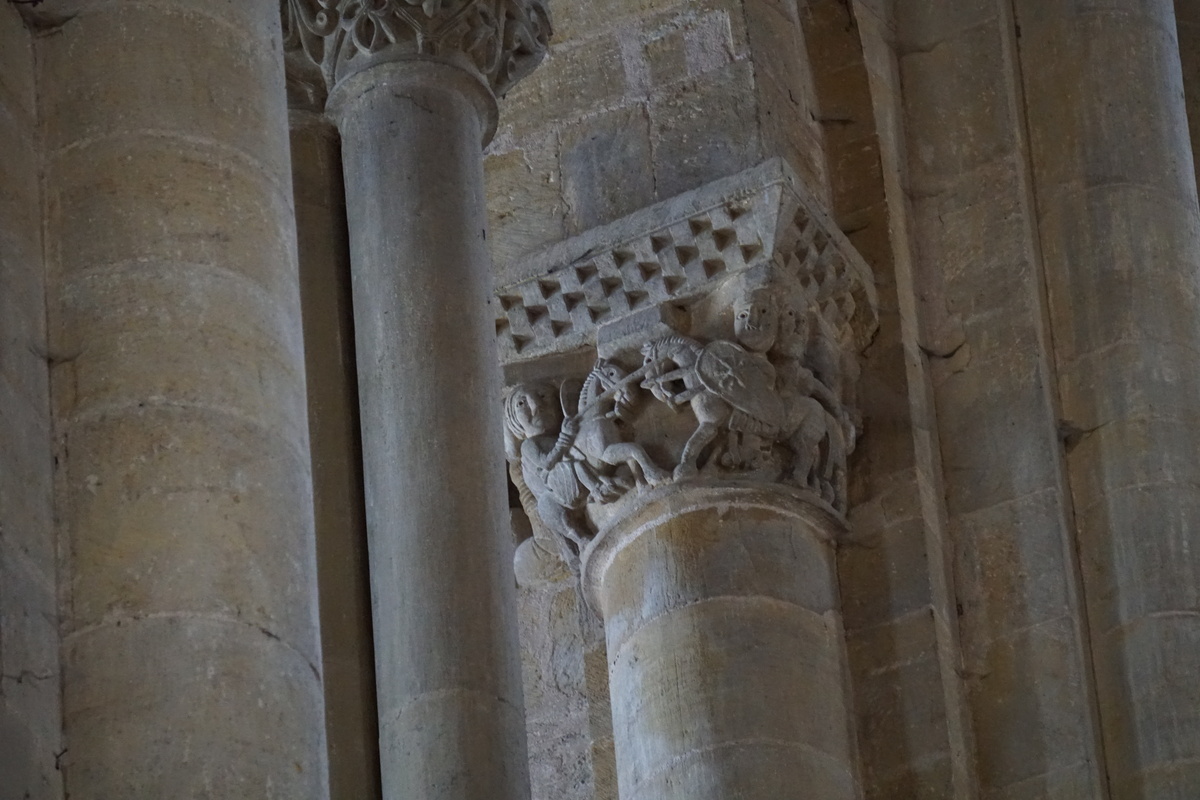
xmin=282 ymin=0 xmax=551 ymax=94
xmin=498 ymin=159 xmax=878 ymax=575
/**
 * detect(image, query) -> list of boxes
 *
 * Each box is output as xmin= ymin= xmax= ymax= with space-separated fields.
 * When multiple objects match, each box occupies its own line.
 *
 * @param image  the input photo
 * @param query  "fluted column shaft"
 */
xmin=1015 ymin=2 xmax=1200 ymax=797
xmin=329 ymin=60 xmax=530 ymax=798
xmin=40 ymin=1 xmax=328 ymax=795
xmin=583 ymin=485 xmax=860 ymax=800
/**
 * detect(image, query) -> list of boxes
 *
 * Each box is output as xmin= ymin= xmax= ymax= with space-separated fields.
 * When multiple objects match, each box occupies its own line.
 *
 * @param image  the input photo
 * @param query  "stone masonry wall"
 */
xmin=0 ymin=5 xmax=64 ymax=800
xmin=486 ymin=0 xmax=829 ymax=283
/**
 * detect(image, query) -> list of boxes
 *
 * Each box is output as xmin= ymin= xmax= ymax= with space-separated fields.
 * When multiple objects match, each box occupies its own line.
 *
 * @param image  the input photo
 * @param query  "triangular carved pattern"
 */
xmin=495 ymin=180 xmax=877 ymax=363
xmin=495 ymin=201 xmax=765 ymax=360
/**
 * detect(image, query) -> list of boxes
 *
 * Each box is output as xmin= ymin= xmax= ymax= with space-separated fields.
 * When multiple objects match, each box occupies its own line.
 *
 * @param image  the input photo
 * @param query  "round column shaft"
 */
xmin=41 ymin=1 xmax=327 ymax=795
xmin=584 ymin=484 xmax=860 ymax=800
xmin=1015 ymin=2 xmax=1200 ymax=796
xmin=331 ymin=62 xmax=529 ymax=799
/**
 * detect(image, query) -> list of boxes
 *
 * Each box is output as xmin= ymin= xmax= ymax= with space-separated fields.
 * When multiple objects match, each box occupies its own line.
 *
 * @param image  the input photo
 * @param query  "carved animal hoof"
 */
xmin=644 ymin=467 xmax=672 ymax=486
xmin=673 ymin=463 xmax=699 ymax=482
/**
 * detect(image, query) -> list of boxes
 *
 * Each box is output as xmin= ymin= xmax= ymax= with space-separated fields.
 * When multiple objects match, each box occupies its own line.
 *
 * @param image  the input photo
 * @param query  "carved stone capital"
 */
xmin=498 ymin=159 xmax=878 ymax=578
xmin=282 ymin=0 xmax=551 ymax=101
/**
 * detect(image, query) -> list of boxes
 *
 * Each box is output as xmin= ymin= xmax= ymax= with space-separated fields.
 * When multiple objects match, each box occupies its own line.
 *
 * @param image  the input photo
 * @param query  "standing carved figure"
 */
xmin=641 ymin=336 xmax=784 ymax=480
xmin=503 ymin=382 xmax=592 ymax=568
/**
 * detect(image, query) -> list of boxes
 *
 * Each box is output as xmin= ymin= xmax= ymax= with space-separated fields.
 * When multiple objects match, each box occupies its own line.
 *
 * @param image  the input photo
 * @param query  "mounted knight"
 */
xmin=640 ymin=335 xmax=784 ymax=480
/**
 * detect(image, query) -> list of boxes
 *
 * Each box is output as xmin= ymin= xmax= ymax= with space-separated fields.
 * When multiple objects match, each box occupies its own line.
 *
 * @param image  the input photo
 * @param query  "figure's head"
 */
xmin=504 ymin=382 xmax=561 ymax=440
xmin=734 ymin=287 xmax=778 ymax=353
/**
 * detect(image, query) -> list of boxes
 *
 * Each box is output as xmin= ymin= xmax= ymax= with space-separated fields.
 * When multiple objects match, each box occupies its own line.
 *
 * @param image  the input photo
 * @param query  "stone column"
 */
xmin=284 ymin=2 xmax=550 ymax=796
xmin=582 ymin=485 xmax=857 ymax=800
xmin=494 ymin=160 xmax=876 ymax=800
xmin=1014 ymin=2 xmax=1200 ymax=797
xmin=284 ymin=40 xmax=381 ymax=799
xmin=38 ymin=1 xmax=327 ymax=796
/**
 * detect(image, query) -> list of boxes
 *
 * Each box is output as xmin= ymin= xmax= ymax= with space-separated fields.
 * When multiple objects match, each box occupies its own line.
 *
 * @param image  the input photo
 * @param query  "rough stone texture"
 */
xmin=516 ymin=559 xmax=616 ymax=800
xmin=291 ymin=109 xmax=382 ymax=800
xmin=0 ymin=6 xmax=63 ymax=799
xmin=584 ymin=486 xmax=859 ymax=800
xmin=37 ymin=1 xmax=328 ymax=795
xmin=866 ymin=2 xmax=1110 ymax=798
xmin=820 ymin=4 xmax=978 ymax=799
xmin=486 ymin=0 xmax=831 ymax=284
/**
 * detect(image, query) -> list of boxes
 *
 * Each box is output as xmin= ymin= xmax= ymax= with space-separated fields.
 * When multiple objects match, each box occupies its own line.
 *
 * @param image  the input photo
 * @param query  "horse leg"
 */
xmin=602 ymin=443 xmax=671 ymax=486
xmin=676 ymin=420 xmax=720 ymax=481
xmin=536 ymin=495 xmax=588 ymax=570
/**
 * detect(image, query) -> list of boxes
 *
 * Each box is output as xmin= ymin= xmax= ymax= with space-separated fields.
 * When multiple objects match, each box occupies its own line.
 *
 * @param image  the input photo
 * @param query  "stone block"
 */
xmin=0 ymin=711 xmax=62 ymax=800
xmin=839 ymin=517 xmax=933 ymax=630
xmin=644 ymin=26 xmax=690 ymax=87
xmin=62 ymin=616 xmax=327 ymax=798
xmin=1092 ymin=615 xmax=1200 ymax=792
xmin=1038 ymin=187 xmax=1200 ymax=363
xmin=0 ymin=274 xmax=49 ymax=416
xmin=609 ymin=601 xmax=851 ymax=794
xmin=52 ymin=263 xmax=307 ymax=444
xmin=933 ymin=362 xmax=1060 ymax=516
xmin=1071 ymin=476 xmax=1200 ymax=633
xmin=649 ymin=61 xmax=762 ymax=198
xmin=1017 ymin=9 xmax=1194 ymax=201
xmin=550 ymin=0 xmax=680 ymax=45
xmin=40 ymin=3 xmax=289 ymax=175
xmin=894 ymin=0 xmax=997 ymax=50
xmin=60 ymin=407 xmax=319 ymax=659
xmin=967 ymin=616 xmax=1095 ymax=793
xmin=487 ymin=133 xmax=567 ymax=277
xmin=1064 ymin=410 xmax=1200 ymax=510
xmin=48 ymin=135 xmax=296 ymax=289
xmin=560 ymin=105 xmax=655 ymax=235
xmin=952 ymin=488 xmax=1075 ymax=645
xmin=497 ymin=35 xmax=630 ymax=138
xmin=898 ymin=20 xmax=1016 ymax=196
xmin=755 ymin=68 xmax=828 ymax=200
xmin=600 ymin=505 xmax=837 ymax=651
xmin=845 ymin=614 xmax=953 ymax=794
xmin=0 ymin=373 xmax=54 ymax=552
xmin=909 ymin=158 xmax=1031 ymax=319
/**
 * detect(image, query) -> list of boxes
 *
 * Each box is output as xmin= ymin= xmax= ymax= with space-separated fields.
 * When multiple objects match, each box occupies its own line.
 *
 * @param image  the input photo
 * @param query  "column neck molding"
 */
xmin=580 ymin=480 xmax=844 ymax=612
xmin=283 ymin=0 xmax=550 ymax=109
xmin=325 ymin=58 xmax=499 ymax=142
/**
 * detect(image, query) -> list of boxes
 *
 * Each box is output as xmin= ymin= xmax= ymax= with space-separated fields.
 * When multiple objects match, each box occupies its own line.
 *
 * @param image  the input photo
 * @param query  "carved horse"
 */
xmin=640 ymin=336 xmax=785 ymax=480
xmin=565 ymin=359 xmax=671 ymax=491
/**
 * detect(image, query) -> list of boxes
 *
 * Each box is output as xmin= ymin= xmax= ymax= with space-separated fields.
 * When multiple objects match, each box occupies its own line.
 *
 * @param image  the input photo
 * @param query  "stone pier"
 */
xmin=1015 ymin=2 xmax=1200 ymax=797
xmin=40 ymin=1 xmax=328 ymax=795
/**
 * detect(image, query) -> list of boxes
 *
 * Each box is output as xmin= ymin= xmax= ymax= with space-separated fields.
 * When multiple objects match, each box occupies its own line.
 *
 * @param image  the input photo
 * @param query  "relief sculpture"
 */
xmin=505 ymin=283 xmax=862 ymax=571
xmin=498 ymin=160 xmax=876 ymax=573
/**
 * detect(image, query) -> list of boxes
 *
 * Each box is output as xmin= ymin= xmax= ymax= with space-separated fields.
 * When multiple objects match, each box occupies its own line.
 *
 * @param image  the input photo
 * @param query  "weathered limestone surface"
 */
xmin=38 ymin=1 xmax=328 ymax=795
xmin=290 ymin=106 xmax=382 ymax=799
xmin=584 ymin=486 xmax=858 ymax=800
xmin=487 ymin=0 xmax=830 ymax=282
xmin=869 ymin=2 xmax=1110 ymax=797
xmin=812 ymin=4 xmax=978 ymax=797
xmin=1015 ymin=2 xmax=1200 ymax=797
xmin=0 ymin=6 xmax=63 ymax=800
xmin=497 ymin=158 xmax=874 ymax=800
xmin=515 ymin=525 xmax=616 ymax=800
